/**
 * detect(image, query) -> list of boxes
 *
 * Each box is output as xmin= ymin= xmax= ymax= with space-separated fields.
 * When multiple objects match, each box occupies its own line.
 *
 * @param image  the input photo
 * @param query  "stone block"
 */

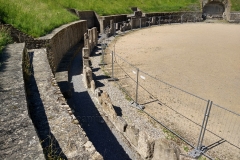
xmin=86 ymin=67 xmax=93 ymax=88
xmin=125 ymin=125 xmax=139 ymax=147
xmin=152 ymin=16 xmax=156 ymax=25
xmin=84 ymin=33 xmax=89 ymax=48
xmin=110 ymin=20 xmax=114 ymax=36
xmin=134 ymin=11 xmax=143 ymax=18
xmin=90 ymin=80 xmax=95 ymax=93
xmin=95 ymin=88 xmax=101 ymax=97
xmin=83 ymin=58 xmax=90 ymax=68
xmin=82 ymin=47 xmax=90 ymax=58
xmin=83 ymin=67 xmax=92 ymax=88
xmin=101 ymin=91 xmax=111 ymax=103
xmin=137 ymin=131 xmax=155 ymax=159
xmin=102 ymin=101 xmax=117 ymax=121
xmin=115 ymin=116 xmax=127 ymax=132
xmin=92 ymin=27 xmax=98 ymax=47
xmin=152 ymin=138 xmax=180 ymax=160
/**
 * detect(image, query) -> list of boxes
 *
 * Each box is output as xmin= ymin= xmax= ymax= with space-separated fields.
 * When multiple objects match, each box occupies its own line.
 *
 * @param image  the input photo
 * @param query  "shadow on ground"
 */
xmin=25 ymin=52 xmax=67 ymax=159
xmin=67 ymin=51 xmax=130 ymax=160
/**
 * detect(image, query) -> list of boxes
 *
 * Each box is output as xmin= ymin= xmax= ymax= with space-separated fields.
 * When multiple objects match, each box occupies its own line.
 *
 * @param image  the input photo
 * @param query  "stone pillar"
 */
xmin=83 ymin=67 xmax=93 ymax=88
xmin=88 ymin=29 xmax=92 ymax=51
xmin=83 ymin=58 xmax=90 ymax=68
xmin=110 ymin=20 xmax=114 ymax=36
xmin=91 ymin=80 xmax=95 ymax=93
xmin=84 ymin=33 xmax=89 ymax=48
xmin=137 ymin=131 xmax=155 ymax=159
xmin=82 ymin=47 xmax=90 ymax=58
xmin=92 ymin=27 xmax=98 ymax=47
xmin=120 ymin=25 xmax=123 ymax=32
xmin=125 ymin=125 xmax=139 ymax=147
xmin=152 ymin=17 xmax=156 ymax=25
xmin=152 ymin=138 xmax=180 ymax=160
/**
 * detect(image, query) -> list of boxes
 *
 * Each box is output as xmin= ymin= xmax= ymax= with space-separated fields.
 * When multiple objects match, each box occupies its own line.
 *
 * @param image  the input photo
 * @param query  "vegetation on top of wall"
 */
xmin=0 ymin=27 xmax=12 ymax=56
xmin=0 ymin=0 xmax=200 ymax=37
xmin=231 ymin=0 xmax=240 ymax=11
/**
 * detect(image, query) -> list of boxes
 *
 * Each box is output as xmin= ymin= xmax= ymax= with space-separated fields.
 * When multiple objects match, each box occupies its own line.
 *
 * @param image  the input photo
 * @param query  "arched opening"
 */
xmin=203 ymin=1 xmax=225 ymax=19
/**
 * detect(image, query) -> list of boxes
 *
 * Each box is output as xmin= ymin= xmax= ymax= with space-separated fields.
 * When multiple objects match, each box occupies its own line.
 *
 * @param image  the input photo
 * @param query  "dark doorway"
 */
xmin=203 ymin=1 xmax=225 ymax=19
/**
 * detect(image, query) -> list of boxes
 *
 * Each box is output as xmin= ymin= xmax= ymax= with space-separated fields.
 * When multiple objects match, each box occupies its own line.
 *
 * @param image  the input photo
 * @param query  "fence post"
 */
xmin=189 ymin=100 xmax=213 ymax=158
xmin=108 ymin=51 xmax=118 ymax=81
xmin=135 ymin=68 xmax=139 ymax=104
xmin=131 ymin=67 xmax=144 ymax=110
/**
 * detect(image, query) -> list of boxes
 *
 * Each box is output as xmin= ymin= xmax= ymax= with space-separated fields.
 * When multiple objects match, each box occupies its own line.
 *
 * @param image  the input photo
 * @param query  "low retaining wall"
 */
xmin=145 ymin=12 xmax=203 ymax=23
xmin=94 ymin=90 xmax=181 ymax=160
xmin=98 ymin=15 xmax=128 ymax=33
xmin=0 ymin=43 xmax=44 ymax=159
xmin=27 ymin=48 xmax=102 ymax=159
xmin=229 ymin=12 xmax=240 ymax=23
xmin=36 ymin=20 xmax=87 ymax=73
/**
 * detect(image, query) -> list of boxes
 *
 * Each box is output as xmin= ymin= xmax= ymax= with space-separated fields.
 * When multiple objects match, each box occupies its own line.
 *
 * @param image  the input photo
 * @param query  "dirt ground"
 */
xmin=105 ymin=23 xmax=240 ymax=159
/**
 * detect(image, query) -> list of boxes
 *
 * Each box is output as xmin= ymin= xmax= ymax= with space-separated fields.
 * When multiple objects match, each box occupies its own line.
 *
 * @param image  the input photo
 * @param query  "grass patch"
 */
xmin=0 ymin=0 xmax=200 ymax=37
xmin=231 ymin=0 xmax=240 ymax=11
xmin=183 ymin=145 xmax=189 ymax=152
xmin=0 ymin=27 xmax=12 ymax=56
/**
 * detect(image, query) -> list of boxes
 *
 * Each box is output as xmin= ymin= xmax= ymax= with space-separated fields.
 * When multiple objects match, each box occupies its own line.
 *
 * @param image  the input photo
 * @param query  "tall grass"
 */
xmin=4 ymin=0 xmax=240 ymax=37
xmin=0 ymin=27 xmax=12 ymax=55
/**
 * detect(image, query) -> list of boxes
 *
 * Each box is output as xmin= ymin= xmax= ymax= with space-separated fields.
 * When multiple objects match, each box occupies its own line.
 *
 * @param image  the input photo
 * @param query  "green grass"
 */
xmin=231 ymin=0 xmax=240 ymax=11
xmin=0 ymin=0 xmax=200 ymax=37
xmin=0 ymin=27 xmax=12 ymax=55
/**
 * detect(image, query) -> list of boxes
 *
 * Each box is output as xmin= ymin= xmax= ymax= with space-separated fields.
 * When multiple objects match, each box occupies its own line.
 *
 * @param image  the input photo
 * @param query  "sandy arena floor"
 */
xmin=105 ymin=23 xmax=240 ymax=159
xmin=108 ymin=23 xmax=240 ymax=112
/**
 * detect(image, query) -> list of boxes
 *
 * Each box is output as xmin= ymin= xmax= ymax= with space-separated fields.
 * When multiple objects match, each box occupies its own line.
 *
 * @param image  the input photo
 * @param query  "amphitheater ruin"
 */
xmin=0 ymin=1 xmax=240 ymax=160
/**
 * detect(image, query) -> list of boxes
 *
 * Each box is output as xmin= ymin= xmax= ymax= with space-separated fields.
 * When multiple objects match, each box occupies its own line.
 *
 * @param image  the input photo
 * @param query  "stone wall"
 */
xmin=37 ymin=20 xmax=87 ymax=73
xmin=98 ymin=15 xmax=128 ymax=33
xmin=229 ymin=12 xmax=240 ymax=23
xmin=92 ymin=90 xmax=181 ymax=160
xmin=145 ymin=12 xmax=203 ymax=23
xmin=27 ymin=48 xmax=102 ymax=159
xmin=75 ymin=10 xmax=100 ymax=30
xmin=0 ymin=43 xmax=44 ymax=159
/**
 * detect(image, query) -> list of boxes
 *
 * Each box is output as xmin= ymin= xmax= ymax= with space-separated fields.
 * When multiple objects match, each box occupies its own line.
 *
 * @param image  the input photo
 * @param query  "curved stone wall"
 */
xmin=37 ymin=20 xmax=87 ymax=73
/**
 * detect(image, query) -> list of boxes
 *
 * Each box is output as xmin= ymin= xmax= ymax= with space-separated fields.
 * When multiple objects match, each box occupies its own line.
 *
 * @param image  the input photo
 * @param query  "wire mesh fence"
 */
xmin=103 ymin=50 xmax=240 ymax=159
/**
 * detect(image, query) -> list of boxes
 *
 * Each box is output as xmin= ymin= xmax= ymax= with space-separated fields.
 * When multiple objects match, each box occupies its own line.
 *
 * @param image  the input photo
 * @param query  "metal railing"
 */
xmin=103 ymin=51 xmax=240 ymax=159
